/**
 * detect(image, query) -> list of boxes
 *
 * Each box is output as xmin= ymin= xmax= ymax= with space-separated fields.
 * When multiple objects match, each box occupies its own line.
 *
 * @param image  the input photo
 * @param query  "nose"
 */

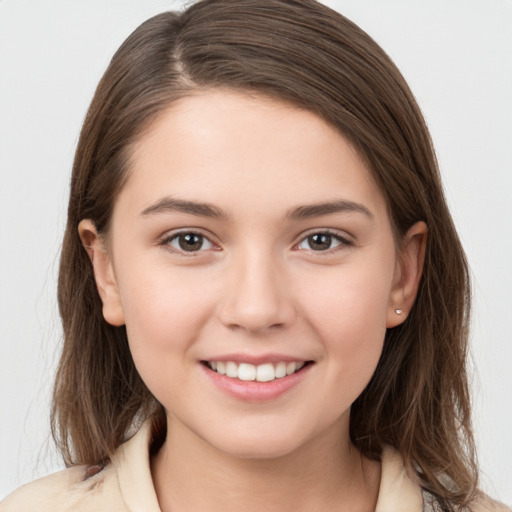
xmin=218 ymin=251 xmax=296 ymax=334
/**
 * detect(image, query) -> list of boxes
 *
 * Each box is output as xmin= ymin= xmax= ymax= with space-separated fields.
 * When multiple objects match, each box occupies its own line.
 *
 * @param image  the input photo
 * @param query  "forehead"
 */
xmin=118 ymin=90 xmax=387 ymax=221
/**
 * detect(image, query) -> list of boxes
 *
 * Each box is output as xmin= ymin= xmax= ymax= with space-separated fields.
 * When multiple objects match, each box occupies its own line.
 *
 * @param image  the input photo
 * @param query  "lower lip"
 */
xmin=200 ymin=363 xmax=313 ymax=402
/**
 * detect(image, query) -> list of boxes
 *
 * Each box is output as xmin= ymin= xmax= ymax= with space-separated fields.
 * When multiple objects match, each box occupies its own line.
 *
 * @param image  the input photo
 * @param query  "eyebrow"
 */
xmin=287 ymin=200 xmax=373 ymax=220
xmin=141 ymin=197 xmax=228 ymax=220
xmin=141 ymin=196 xmax=373 ymax=221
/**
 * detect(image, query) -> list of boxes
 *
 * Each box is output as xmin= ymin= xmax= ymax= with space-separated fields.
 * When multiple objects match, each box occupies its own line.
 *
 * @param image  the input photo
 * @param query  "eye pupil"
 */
xmin=179 ymin=233 xmax=203 ymax=251
xmin=309 ymin=233 xmax=331 ymax=250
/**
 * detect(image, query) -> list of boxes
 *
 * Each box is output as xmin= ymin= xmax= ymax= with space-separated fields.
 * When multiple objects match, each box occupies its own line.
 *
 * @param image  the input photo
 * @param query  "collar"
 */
xmin=375 ymin=445 xmax=423 ymax=511
xmin=113 ymin=422 xmax=423 ymax=512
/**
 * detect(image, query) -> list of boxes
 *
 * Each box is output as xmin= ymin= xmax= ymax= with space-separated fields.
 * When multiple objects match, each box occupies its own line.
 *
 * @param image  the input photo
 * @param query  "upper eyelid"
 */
xmin=292 ymin=231 xmax=355 ymax=255
xmin=159 ymin=229 xmax=221 ymax=255
xmin=294 ymin=228 xmax=354 ymax=244
xmin=160 ymin=228 xmax=217 ymax=243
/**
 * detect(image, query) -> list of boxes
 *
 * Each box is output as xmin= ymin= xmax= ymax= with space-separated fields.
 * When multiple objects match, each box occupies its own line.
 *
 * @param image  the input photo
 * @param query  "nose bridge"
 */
xmin=219 ymin=244 xmax=294 ymax=333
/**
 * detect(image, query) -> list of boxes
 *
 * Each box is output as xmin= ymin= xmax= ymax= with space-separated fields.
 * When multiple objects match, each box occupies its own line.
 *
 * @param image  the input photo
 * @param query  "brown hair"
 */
xmin=53 ymin=0 xmax=477 ymax=506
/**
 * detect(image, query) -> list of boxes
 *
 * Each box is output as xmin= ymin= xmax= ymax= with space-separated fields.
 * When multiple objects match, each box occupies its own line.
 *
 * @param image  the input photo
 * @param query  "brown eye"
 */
xmin=179 ymin=233 xmax=203 ymax=251
xmin=297 ymin=232 xmax=349 ymax=252
xmin=307 ymin=233 xmax=332 ymax=251
xmin=168 ymin=232 xmax=213 ymax=252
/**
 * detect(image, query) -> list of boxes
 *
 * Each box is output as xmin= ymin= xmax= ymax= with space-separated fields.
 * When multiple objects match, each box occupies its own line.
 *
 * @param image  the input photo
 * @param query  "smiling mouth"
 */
xmin=202 ymin=361 xmax=312 ymax=382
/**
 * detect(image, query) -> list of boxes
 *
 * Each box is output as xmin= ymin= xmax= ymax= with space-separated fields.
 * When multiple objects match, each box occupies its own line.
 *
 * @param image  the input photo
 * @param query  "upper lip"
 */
xmin=201 ymin=353 xmax=311 ymax=365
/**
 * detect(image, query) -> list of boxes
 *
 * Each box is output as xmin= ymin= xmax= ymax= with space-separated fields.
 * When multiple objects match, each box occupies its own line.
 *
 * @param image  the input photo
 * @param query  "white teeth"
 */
xmin=226 ymin=361 xmax=238 ymax=378
xmin=286 ymin=362 xmax=297 ymax=375
xmin=275 ymin=362 xmax=287 ymax=378
xmin=207 ymin=360 xmax=307 ymax=381
xmin=238 ymin=363 xmax=256 ymax=381
xmin=256 ymin=363 xmax=275 ymax=382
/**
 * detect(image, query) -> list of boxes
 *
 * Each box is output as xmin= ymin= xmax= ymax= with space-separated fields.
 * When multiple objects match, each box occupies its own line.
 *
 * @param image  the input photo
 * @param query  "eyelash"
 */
xmin=294 ymin=229 xmax=354 ymax=254
xmin=160 ymin=229 xmax=354 ymax=255
xmin=160 ymin=230 xmax=218 ymax=256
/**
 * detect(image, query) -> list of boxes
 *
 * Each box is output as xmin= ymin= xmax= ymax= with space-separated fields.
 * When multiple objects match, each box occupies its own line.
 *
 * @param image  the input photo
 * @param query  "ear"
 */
xmin=386 ymin=221 xmax=427 ymax=328
xmin=78 ymin=219 xmax=125 ymax=326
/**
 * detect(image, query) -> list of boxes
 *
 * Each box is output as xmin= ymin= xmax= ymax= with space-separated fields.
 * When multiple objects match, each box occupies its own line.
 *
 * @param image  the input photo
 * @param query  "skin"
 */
xmin=80 ymin=91 xmax=426 ymax=512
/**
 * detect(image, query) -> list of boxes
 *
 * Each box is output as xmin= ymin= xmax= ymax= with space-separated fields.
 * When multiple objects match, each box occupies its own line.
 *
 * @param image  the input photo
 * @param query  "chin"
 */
xmin=195 ymin=418 xmax=326 ymax=461
xmin=215 ymin=435 xmax=306 ymax=460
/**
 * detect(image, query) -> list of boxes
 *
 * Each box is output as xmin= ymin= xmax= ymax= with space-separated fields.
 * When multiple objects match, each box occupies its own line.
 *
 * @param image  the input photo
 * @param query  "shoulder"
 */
xmin=1 ymin=466 xmax=85 ymax=512
xmin=469 ymin=493 xmax=511 ymax=512
xmin=1 ymin=421 xmax=159 ymax=512
xmin=379 ymin=447 xmax=511 ymax=512
xmin=0 ymin=463 xmax=126 ymax=512
xmin=423 ymin=489 xmax=510 ymax=512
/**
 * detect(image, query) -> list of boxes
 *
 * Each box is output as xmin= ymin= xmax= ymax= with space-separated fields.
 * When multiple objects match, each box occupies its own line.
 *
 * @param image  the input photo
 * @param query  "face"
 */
xmin=83 ymin=91 xmax=424 ymax=459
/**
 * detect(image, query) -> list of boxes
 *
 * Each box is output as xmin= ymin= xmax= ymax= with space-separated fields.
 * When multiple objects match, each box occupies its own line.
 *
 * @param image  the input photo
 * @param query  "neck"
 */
xmin=151 ymin=416 xmax=380 ymax=512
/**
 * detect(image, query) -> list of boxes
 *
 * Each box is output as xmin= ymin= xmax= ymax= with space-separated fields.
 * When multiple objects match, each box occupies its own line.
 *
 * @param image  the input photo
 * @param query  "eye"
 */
xmin=296 ymin=232 xmax=350 ymax=251
xmin=166 ymin=232 xmax=214 ymax=252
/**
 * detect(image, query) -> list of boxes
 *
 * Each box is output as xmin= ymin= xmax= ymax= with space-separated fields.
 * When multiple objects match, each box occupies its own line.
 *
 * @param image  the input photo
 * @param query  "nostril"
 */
xmin=219 ymin=300 xmax=295 ymax=333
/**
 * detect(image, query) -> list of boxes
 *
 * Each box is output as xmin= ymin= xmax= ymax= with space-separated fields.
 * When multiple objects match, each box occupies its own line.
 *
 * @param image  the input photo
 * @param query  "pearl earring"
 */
xmin=395 ymin=309 xmax=403 ymax=315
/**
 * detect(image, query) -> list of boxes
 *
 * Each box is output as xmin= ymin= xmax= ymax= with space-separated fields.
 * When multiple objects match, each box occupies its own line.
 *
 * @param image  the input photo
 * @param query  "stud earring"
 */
xmin=395 ymin=308 xmax=403 ymax=315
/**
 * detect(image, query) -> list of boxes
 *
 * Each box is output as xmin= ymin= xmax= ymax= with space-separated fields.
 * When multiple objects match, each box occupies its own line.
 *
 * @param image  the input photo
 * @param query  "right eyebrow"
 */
xmin=286 ymin=199 xmax=373 ymax=221
xmin=140 ymin=196 xmax=229 ymax=220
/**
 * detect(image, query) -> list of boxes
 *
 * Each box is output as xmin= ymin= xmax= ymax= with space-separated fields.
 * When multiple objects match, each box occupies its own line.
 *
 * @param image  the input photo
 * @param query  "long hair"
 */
xmin=53 ymin=0 xmax=477 ymax=506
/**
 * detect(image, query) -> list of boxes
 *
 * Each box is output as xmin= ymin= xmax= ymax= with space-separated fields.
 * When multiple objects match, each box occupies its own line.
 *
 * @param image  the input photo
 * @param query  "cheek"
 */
xmin=115 ymin=263 xmax=217 ymax=380
xmin=299 ymin=259 xmax=393 ymax=334
xmin=297 ymin=262 xmax=392 ymax=384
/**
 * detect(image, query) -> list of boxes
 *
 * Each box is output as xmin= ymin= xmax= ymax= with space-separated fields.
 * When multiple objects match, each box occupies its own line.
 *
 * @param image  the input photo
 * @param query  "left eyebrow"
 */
xmin=286 ymin=200 xmax=373 ymax=220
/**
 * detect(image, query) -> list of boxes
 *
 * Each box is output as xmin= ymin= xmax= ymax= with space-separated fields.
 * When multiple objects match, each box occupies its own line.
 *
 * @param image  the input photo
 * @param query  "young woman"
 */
xmin=1 ymin=1 xmax=509 ymax=510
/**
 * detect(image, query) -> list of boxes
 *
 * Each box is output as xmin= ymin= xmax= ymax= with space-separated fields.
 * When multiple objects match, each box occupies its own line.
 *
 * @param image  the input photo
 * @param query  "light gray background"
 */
xmin=1 ymin=0 xmax=511 ymax=504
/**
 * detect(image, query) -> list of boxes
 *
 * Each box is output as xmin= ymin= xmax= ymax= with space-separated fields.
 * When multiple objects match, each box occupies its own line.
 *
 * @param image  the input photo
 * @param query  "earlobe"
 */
xmin=78 ymin=220 xmax=125 ymax=326
xmin=386 ymin=221 xmax=428 ymax=328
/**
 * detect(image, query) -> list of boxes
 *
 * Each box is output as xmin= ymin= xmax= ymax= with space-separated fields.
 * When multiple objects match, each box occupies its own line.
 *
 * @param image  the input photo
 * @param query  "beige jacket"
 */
xmin=1 ymin=421 xmax=509 ymax=511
